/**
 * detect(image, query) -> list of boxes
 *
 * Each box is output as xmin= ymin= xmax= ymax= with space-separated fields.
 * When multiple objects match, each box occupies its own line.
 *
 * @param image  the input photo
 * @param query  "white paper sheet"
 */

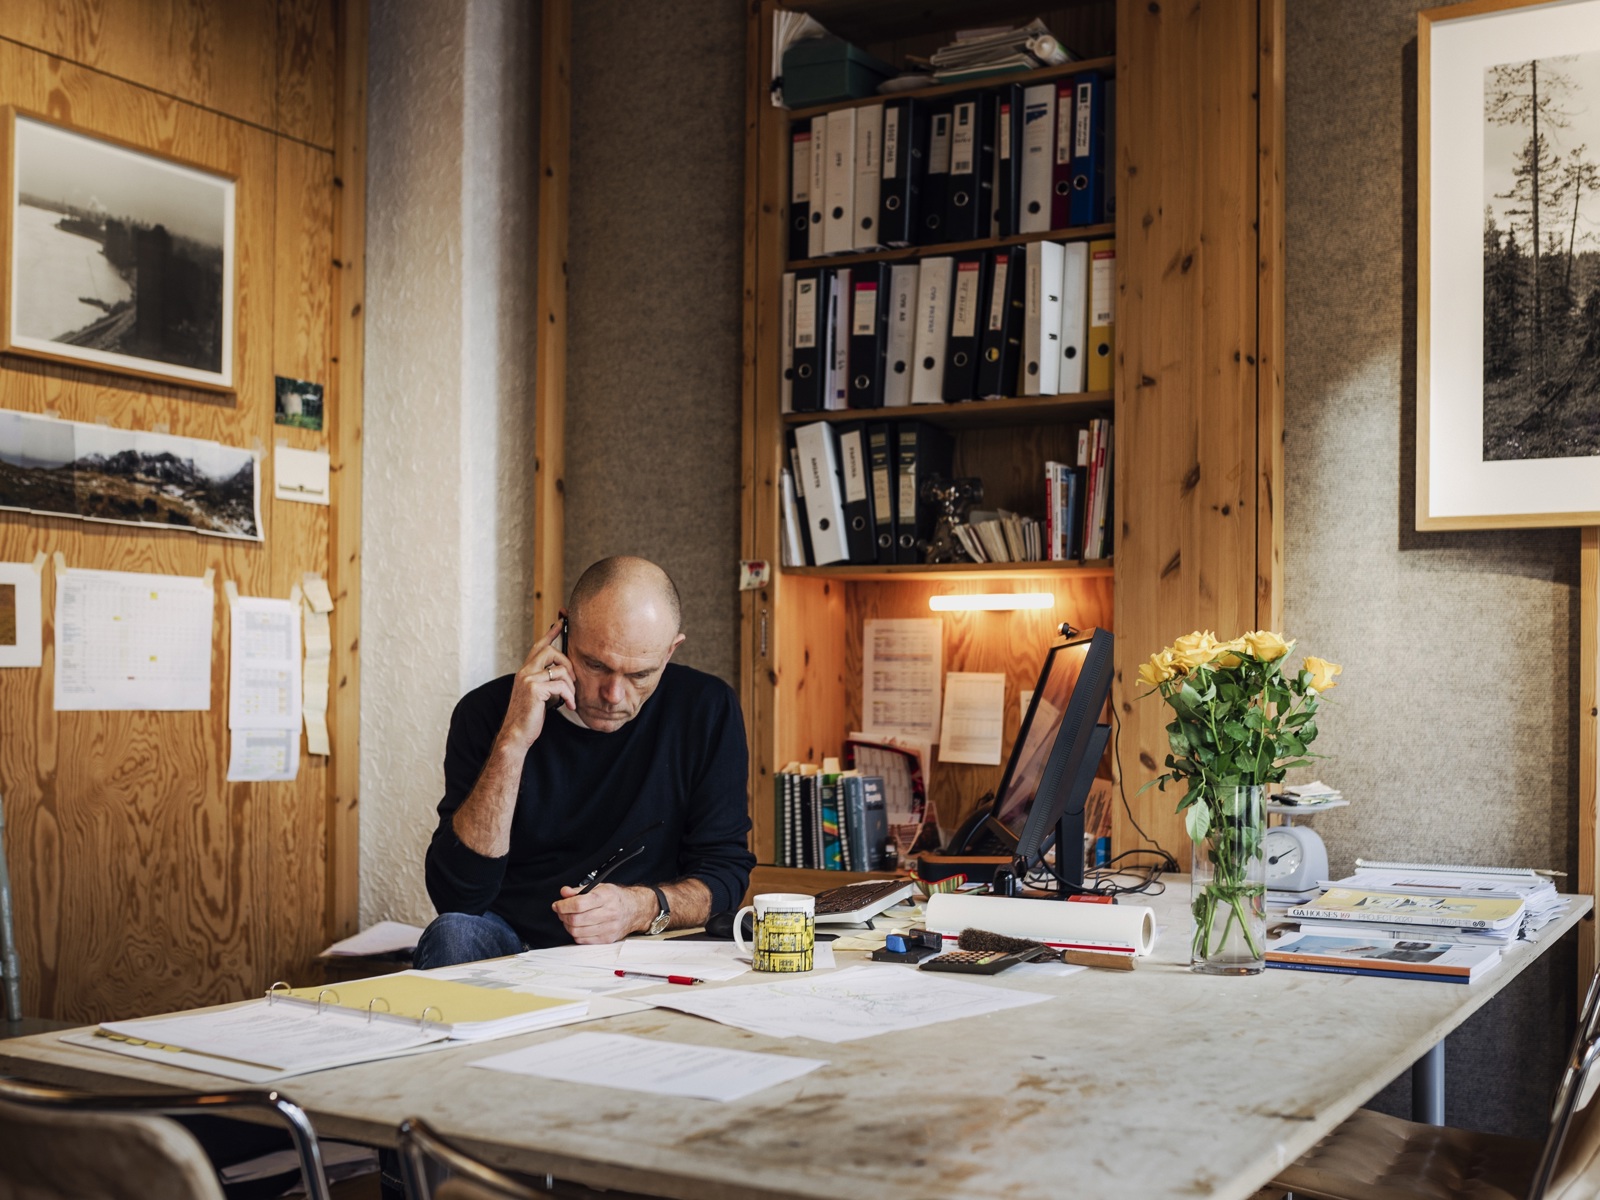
xmin=615 ymin=940 xmax=753 ymax=982
xmin=274 ymin=445 xmax=331 ymax=505
xmin=302 ymin=600 xmax=332 ymax=756
xmin=432 ymin=955 xmax=658 ymax=996
xmin=228 ymin=597 xmax=301 ymax=730
xmin=54 ymin=567 xmax=213 ymax=711
xmin=227 ymin=728 xmax=300 ymax=782
xmin=320 ymin=921 xmax=425 ymax=957
xmin=937 ymin=671 xmax=1006 ymax=765
xmin=646 ymin=964 xmax=1050 ymax=1043
xmin=471 ymin=1032 xmax=827 ymax=1102
xmin=0 ymin=559 xmax=43 ymax=667
xmin=863 ymin=617 xmax=944 ymax=741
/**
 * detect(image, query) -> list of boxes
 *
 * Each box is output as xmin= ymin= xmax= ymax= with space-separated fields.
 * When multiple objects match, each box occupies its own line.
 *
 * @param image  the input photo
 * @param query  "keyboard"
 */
xmin=812 ymin=879 xmax=917 ymax=925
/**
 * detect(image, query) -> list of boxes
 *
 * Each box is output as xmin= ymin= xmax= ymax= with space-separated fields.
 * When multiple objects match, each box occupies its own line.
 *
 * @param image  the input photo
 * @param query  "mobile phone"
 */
xmin=547 ymin=616 xmax=569 ymax=711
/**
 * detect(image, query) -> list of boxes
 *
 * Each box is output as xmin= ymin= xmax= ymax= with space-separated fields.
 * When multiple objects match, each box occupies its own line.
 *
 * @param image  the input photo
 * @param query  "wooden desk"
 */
xmin=0 ymin=886 xmax=1588 ymax=1200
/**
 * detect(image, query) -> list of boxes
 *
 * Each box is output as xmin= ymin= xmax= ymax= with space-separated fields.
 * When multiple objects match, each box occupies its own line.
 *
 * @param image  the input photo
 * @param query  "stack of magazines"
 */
xmin=957 ymin=510 xmax=1041 ymax=563
xmin=925 ymin=18 xmax=1075 ymax=83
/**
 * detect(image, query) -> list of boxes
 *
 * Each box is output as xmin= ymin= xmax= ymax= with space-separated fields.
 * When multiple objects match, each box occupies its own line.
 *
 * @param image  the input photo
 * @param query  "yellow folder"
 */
xmin=1087 ymin=238 xmax=1115 ymax=393
xmin=285 ymin=971 xmax=584 ymax=1037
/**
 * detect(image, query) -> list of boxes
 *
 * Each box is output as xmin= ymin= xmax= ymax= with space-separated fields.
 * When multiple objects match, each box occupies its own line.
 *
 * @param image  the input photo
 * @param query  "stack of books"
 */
xmin=774 ymin=762 xmax=890 ymax=872
xmin=957 ymin=510 xmax=1041 ymax=563
xmin=924 ymin=19 xmax=1075 ymax=83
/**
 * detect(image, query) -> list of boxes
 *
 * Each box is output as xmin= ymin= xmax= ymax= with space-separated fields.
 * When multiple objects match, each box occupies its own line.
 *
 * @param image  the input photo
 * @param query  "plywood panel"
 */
xmin=844 ymin=575 xmax=1113 ymax=839
xmin=0 ymin=35 xmax=343 ymax=1021
xmin=0 ymin=0 xmax=278 ymax=133
xmin=274 ymin=0 xmax=336 ymax=149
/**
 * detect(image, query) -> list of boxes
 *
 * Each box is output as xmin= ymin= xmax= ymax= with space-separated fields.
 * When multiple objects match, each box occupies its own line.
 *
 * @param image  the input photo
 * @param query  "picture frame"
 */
xmin=1 ymin=108 xmax=236 ymax=392
xmin=1418 ymin=0 xmax=1600 ymax=529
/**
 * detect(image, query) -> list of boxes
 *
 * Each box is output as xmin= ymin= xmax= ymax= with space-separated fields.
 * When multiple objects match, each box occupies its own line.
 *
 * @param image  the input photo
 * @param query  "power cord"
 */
xmin=1111 ymin=704 xmax=1180 ymax=873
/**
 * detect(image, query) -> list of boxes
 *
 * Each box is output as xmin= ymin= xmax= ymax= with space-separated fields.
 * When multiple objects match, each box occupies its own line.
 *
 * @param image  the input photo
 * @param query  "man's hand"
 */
xmin=495 ymin=620 xmax=576 ymax=757
xmin=552 ymin=884 xmax=655 ymax=945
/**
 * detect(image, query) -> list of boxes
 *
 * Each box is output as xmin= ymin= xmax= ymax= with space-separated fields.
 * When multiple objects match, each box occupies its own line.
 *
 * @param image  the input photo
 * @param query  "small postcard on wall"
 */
xmin=0 ymin=560 xmax=43 ymax=668
xmin=274 ymin=445 xmax=330 ymax=505
xmin=275 ymin=376 xmax=324 ymax=432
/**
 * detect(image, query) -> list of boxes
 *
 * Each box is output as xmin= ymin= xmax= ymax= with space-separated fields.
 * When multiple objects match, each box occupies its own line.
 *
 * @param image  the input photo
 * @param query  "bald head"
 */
xmin=562 ymin=558 xmax=684 ymax=731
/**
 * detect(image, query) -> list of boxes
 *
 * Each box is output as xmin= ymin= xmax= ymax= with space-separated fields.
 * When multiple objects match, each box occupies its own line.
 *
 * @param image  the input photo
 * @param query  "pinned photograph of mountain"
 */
xmin=0 ymin=410 xmax=260 ymax=541
xmin=5 ymin=113 xmax=234 ymax=390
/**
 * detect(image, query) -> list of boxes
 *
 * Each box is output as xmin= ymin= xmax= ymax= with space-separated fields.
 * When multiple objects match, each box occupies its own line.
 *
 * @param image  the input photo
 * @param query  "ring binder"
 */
xmin=266 ymin=981 xmax=291 ymax=1005
xmin=418 ymin=1005 xmax=442 ymax=1036
xmin=365 ymin=997 xmax=390 ymax=1024
xmin=316 ymin=988 xmax=338 ymax=1015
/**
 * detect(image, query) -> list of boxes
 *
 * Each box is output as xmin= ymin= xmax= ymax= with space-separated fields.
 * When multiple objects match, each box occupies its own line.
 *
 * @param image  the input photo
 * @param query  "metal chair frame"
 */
xmin=0 ymin=791 xmax=24 ymax=1022
xmin=0 ymin=1075 xmax=332 ymax=1200
xmin=397 ymin=1117 xmax=545 ymax=1200
xmin=1528 ymin=962 xmax=1600 ymax=1199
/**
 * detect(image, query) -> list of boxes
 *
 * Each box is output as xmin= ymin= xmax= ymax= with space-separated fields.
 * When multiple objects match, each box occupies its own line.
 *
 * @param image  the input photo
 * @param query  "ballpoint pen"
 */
xmin=614 ymin=970 xmax=701 ymax=986
xmin=574 ymin=819 xmax=664 ymax=894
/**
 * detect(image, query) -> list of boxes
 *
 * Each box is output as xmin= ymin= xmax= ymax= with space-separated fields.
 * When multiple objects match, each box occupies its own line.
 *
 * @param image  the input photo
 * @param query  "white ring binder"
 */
xmin=418 ymin=1005 xmax=442 ymax=1036
xmin=365 ymin=997 xmax=390 ymax=1024
xmin=266 ymin=981 xmax=291 ymax=1005
xmin=316 ymin=989 xmax=338 ymax=1014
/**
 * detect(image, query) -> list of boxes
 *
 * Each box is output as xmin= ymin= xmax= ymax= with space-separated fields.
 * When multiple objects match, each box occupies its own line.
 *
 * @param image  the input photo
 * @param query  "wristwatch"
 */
xmin=646 ymin=885 xmax=671 ymax=936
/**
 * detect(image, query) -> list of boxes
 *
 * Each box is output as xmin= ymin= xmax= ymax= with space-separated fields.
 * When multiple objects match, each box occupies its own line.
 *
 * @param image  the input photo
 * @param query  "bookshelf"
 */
xmin=739 ymin=0 xmax=1285 ymax=881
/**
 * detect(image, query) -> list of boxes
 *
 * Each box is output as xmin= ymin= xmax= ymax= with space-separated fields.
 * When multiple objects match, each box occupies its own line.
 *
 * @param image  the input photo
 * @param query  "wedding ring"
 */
xmin=546 ymin=666 xmax=555 ymax=681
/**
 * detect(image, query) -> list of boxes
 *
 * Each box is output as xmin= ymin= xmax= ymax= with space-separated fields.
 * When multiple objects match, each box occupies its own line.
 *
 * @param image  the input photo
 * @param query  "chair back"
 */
xmin=397 ymin=1118 xmax=544 ymax=1200
xmin=0 ymin=791 xmax=24 ymax=1021
xmin=1534 ymin=963 xmax=1600 ymax=1199
xmin=0 ymin=1095 xmax=226 ymax=1200
xmin=0 ymin=1077 xmax=331 ymax=1200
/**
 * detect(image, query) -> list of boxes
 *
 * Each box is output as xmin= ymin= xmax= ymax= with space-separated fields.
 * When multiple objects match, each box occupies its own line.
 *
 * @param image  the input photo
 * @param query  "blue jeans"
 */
xmin=413 ymin=911 xmax=523 ymax=969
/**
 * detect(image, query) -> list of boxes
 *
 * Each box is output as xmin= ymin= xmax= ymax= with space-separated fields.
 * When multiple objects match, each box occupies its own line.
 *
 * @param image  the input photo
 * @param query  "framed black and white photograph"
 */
xmin=1419 ymin=0 xmax=1600 ymax=529
xmin=3 ymin=110 xmax=235 ymax=391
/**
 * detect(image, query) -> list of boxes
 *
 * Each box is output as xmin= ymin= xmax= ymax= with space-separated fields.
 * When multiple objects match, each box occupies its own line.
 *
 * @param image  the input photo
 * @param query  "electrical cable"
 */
xmin=1110 ymin=704 xmax=1180 ymax=873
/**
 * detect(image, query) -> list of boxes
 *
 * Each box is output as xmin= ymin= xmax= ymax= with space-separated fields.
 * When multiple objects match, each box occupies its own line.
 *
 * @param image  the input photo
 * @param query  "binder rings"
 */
xmin=884 ymin=263 xmax=919 ymax=407
xmin=835 ymin=421 xmax=877 ymax=563
xmin=808 ymin=114 xmax=828 ymax=258
xmin=853 ymin=103 xmax=884 ymax=250
xmin=1087 ymin=239 xmax=1115 ymax=392
xmin=794 ymin=420 xmax=850 ymax=564
xmin=922 ymin=103 xmax=953 ymax=241
xmin=1052 ymin=80 xmax=1075 ymax=230
xmin=848 ymin=263 xmax=889 ymax=409
xmin=1023 ymin=240 xmax=1065 ymax=395
xmin=823 ymin=107 xmax=857 ymax=256
xmin=879 ymin=97 xmax=926 ymax=248
xmin=280 ymin=973 xmax=586 ymax=1042
xmin=945 ymin=92 xmax=995 ymax=244
xmin=910 ymin=256 xmax=954 ymax=405
xmin=976 ymin=245 xmax=1024 ymax=399
xmin=1069 ymin=72 xmax=1105 ymax=227
xmin=867 ymin=421 xmax=897 ymax=559
xmin=994 ymin=83 xmax=1022 ymax=239
xmin=894 ymin=422 xmax=954 ymax=563
xmin=780 ymin=271 xmax=796 ymax=413
xmin=943 ymin=252 xmax=989 ymax=402
xmin=789 ymin=124 xmax=811 ymax=263
xmin=1058 ymin=242 xmax=1089 ymax=394
xmin=791 ymin=269 xmax=825 ymax=412
xmin=1018 ymin=84 xmax=1055 ymax=234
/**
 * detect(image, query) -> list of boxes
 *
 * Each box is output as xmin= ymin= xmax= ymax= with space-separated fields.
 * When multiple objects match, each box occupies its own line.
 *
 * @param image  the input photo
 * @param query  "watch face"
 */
xmin=1264 ymin=829 xmax=1303 ymax=882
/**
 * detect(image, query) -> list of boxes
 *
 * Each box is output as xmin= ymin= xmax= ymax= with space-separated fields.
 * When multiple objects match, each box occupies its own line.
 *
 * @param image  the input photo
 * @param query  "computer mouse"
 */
xmin=704 ymin=910 xmax=750 ymax=940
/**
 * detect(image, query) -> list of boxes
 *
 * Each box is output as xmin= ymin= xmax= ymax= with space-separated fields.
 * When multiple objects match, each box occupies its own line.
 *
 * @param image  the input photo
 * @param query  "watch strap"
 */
xmin=648 ymin=885 xmax=670 ymax=933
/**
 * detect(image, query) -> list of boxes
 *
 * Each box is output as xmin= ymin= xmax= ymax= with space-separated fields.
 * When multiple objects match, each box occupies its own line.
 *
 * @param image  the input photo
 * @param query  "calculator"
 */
xmin=918 ymin=945 xmax=1053 ymax=974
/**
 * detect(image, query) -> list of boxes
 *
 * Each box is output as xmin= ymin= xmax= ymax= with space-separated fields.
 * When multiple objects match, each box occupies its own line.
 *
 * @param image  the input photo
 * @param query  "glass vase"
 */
xmin=1190 ymin=784 xmax=1267 ymax=975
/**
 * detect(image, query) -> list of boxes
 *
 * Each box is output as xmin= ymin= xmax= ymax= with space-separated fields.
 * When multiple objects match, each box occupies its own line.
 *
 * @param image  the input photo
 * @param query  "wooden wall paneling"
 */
xmin=1112 ymin=0 xmax=1264 ymax=861
xmin=0 ymin=0 xmax=278 ymax=134
xmin=1581 ymin=528 xmax=1597 ymax=995
xmin=843 ymin=575 xmax=1113 ymax=838
xmin=531 ymin=0 xmax=568 ymax=638
xmin=1257 ymin=0 xmax=1285 ymax=635
xmin=953 ymin=421 xmax=1091 ymax=520
xmin=325 ymin=0 xmax=366 ymax=942
xmin=274 ymin=0 xmax=335 ymax=150
xmin=266 ymin=135 xmax=334 ymax=982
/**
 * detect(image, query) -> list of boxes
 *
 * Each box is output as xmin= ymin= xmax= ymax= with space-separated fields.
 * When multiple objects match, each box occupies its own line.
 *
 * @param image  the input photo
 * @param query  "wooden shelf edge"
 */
xmin=782 ymin=392 xmax=1112 ymax=427
xmin=784 ymin=54 xmax=1117 ymax=122
xmin=788 ymin=224 xmax=1114 ymax=271
xmin=782 ymin=560 xmax=1114 ymax=581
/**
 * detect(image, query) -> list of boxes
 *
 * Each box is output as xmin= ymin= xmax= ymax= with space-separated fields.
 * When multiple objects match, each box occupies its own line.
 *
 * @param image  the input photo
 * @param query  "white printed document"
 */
xmin=472 ymin=1031 xmax=826 ymax=1102
xmin=228 ymin=597 xmax=301 ymax=730
xmin=646 ymin=964 xmax=1050 ymax=1043
xmin=863 ymin=617 xmax=944 ymax=741
xmin=54 ymin=567 xmax=213 ymax=710
xmin=937 ymin=671 xmax=1006 ymax=764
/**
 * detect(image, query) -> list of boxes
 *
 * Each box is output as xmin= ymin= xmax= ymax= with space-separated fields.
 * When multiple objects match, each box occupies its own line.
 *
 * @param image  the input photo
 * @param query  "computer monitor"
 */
xmin=1002 ymin=628 xmax=1114 ymax=895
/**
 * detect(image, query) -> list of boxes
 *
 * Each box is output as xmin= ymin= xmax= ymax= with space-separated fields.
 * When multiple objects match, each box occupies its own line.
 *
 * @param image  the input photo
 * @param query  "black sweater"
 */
xmin=425 ymin=663 xmax=756 ymax=948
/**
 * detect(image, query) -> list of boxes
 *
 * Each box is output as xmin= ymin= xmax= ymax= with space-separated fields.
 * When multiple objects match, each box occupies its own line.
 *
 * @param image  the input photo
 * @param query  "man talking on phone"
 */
xmin=415 ymin=556 xmax=755 ymax=967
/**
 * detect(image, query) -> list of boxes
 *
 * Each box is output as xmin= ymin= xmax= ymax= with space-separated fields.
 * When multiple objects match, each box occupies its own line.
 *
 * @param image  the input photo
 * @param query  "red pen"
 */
xmin=614 ymin=969 xmax=701 ymax=986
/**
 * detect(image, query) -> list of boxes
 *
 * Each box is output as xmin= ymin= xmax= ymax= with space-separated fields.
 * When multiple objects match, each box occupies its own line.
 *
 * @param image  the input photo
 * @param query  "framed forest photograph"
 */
xmin=2 ymin=110 xmax=236 ymax=391
xmin=1419 ymin=0 xmax=1600 ymax=529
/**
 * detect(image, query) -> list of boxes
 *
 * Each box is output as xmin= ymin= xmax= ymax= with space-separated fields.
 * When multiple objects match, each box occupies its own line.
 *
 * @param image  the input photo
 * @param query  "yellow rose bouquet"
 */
xmin=1139 ymin=630 xmax=1341 ymax=971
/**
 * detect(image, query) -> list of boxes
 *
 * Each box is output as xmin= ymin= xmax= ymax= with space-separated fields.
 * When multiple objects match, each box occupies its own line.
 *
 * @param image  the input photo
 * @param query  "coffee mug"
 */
xmin=733 ymin=892 xmax=815 ymax=972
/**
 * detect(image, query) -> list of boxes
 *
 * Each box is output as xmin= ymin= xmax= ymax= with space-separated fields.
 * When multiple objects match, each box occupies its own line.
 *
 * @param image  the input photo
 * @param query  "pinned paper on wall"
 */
xmin=225 ymin=592 xmax=301 ymax=782
xmin=863 ymin=618 xmax=944 ymax=742
xmin=53 ymin=565 xmax=213 ymax=711
xmin=937 ymin=672 xmax=1006 ymax=765
xmin=274 ymin=445 xmax=330 ymax=505
xmin=301 ymin=574 xmax=333 ymax=756
xmin=0 ymin=559 xmax=44 ymax=667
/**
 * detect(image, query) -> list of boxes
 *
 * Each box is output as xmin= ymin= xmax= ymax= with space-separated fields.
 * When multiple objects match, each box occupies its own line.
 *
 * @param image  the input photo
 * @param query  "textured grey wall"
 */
xmin=1287 ymin=0 xmax=1581 ymax=1137
xmin=564 ymin=0 xmax=746 ymax=684
xmin=361 ymin=0 xmax=539 ymax=927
